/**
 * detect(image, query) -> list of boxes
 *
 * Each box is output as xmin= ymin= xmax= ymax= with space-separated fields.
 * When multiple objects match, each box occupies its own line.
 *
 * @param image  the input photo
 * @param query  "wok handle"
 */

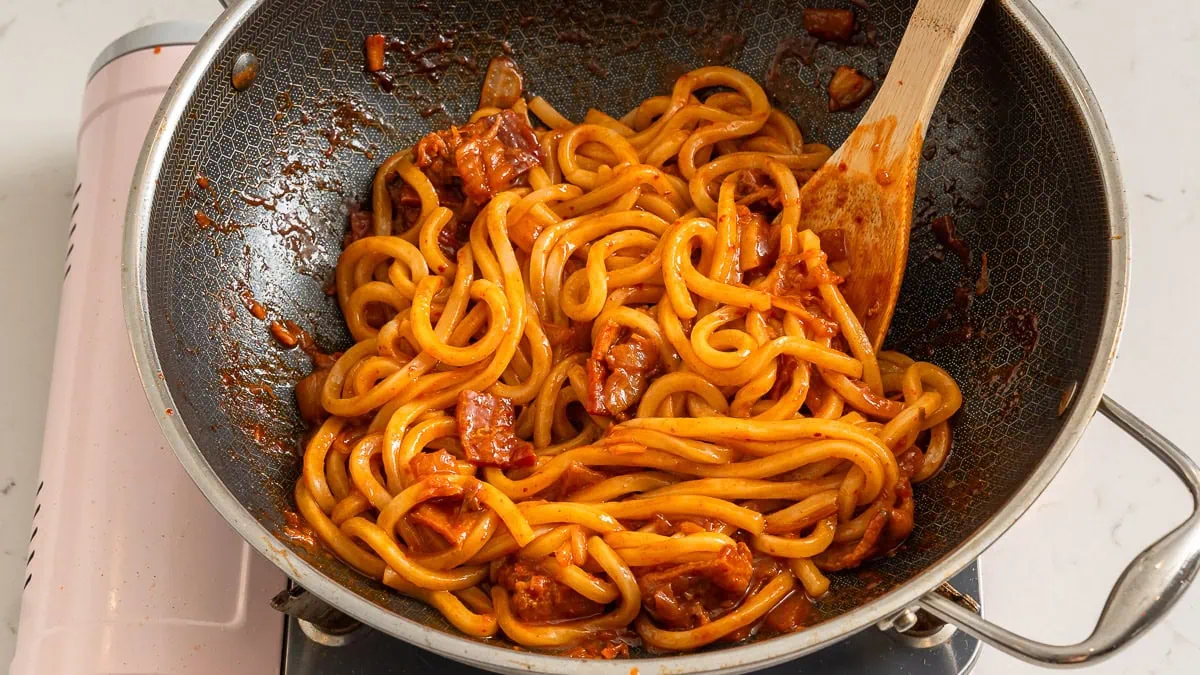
xmin=918 ymin=395 xmax=1200 ymax=667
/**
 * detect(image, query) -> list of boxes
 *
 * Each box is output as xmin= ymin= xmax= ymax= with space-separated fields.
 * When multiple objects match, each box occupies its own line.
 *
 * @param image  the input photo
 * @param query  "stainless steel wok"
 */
xmin=123 ymin=0 xmax=1200 ymax=671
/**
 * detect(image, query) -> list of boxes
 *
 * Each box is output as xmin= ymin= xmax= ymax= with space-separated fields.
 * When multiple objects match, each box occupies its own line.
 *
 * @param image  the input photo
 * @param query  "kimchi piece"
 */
xmin=803 ymin=8 xmax=856 ymax=42
xmin=584 ymin=326 xmax=662 ymax=420
xmin=414 ymin=109 xmax=541 ymax=204
xmin=456 ymin=390 xmax=537 ymax=469
xmin=828 ymin=66 xmax=875 ymax=111
xmin=496 ymin=558 xmax=605 ymax=623
xmin=638 ymin=543 xmax=754 ymax=629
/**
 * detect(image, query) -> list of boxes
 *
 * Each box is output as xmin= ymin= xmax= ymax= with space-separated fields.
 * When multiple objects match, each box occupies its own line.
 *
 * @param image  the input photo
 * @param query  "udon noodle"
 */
xmin=292 ymin=62 xmax=961 ymax=656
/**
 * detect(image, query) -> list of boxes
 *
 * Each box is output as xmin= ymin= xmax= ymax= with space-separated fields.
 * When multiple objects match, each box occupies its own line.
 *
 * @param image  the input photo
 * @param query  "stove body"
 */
xmin=285 ymin=566 xmax=982 ymax=675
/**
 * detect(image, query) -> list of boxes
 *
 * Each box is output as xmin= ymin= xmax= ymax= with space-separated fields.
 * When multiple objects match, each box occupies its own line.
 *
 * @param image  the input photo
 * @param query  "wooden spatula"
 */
xmin=799 ymin=0 xmax=986 ymax=350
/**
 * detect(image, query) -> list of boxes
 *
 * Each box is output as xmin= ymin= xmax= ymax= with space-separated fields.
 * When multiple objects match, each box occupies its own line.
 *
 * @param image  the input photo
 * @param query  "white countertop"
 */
xmin=0 ymin=0 xmax=1196 ymax=673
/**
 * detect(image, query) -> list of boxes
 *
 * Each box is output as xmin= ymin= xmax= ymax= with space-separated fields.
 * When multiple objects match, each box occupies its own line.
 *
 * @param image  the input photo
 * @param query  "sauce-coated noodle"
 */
xmin=294 ymin=63 xmax=961 ymax=656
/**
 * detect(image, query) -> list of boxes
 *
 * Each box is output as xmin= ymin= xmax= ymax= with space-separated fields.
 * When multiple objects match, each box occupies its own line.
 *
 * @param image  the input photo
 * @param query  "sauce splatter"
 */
xmin=193 ymin=173 xmax=222 ymax=214
xmin=382 ymin=33 xmax=461 ymax=83
xmin=281 ymin=509 xmax=320 ymax=550
xmin=236 ymin=284 xmax=268 ymax=320
xmin=235 ymin=190 xmax=277 ymax=211
xmin=273 ymin=90 xmax=295 ymax=122
xmin=975 ymin=251 xmax=990 ymax=295
xmin=318 ymin=96 xmax=387 ymax=159
xmin=931 ymin=215 xmax=969 ymax=263
xmin=1057 ymin=381 xmax=1078 ymax=416
xmin=269 ymin=320 xmax=301 ymax=348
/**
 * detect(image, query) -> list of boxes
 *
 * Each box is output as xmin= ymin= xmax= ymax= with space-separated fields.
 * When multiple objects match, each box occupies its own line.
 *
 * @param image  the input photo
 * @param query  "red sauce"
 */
xmin=812 ymin=509 xmax=888 ymax=572
xmin=764 ymin=37 xmax=818 ymax=106
xmin=735 ymin=169 xmax=784 ymax=209
xmin=250 ymin=424 xmax=268 ymax=444
xmin=419 ymin=103 xmax=448 ymax=118
xmin=281 ymin=509 xmax=320 ymax=550
xmin=768 ymin=251 xmax=842 ymax=296
xmin=319 ymin=96 xmax=386 ymax=159
xmin=269 ymin=320 xmax=300 ymax=348
xmin=1006 ymin=305 xmax=1040 ymax=354
xmin=345 ymin=208 xmax=373 ymax=247
xmin=265 ymin=319 xmax=337 ymax=370
xmin=273 ymin=91 xmax=295 ymax=122
xmin=236 ymin=191 xmax=277 ymax=211
xmin=564 ymin=634 xmax=633 ymax=660
xmin=975 ymin=251 xmax=990 ymax=295
xmin=190 ymin=173 xmax=223 ymax=214
xmin=384 ymin=33 xmax=460 ymax=82
xmin=765 ymin=592 xmax=815 ymax=633
xmin=364 ymin=33 xmax=386 ymax=72
xmin=816 ymin=229 xmax=848 ymax=263
xmin=236 ymin=285 xmax=267 ymax=320
xmin=585 ymin=58 xmax=610 ymax=77
xmin=543 ymin=321 xmax=593 ymax=356
xmin=931 ymin=215 xmax=970 ymax=264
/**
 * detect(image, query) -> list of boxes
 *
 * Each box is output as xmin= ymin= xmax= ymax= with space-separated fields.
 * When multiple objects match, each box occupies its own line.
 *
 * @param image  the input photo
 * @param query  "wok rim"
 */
xmin=121 ymin=1 xmax=1130 ymax=672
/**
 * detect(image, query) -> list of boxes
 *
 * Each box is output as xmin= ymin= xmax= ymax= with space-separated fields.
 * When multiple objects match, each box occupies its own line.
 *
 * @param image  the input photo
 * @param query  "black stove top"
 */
xmin=283 ymin=563 xmax=981 ymax=675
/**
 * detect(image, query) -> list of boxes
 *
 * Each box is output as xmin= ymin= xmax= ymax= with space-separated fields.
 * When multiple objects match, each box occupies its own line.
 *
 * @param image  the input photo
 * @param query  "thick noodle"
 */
xmin=294 ymin=64 xmax=962 ymax=656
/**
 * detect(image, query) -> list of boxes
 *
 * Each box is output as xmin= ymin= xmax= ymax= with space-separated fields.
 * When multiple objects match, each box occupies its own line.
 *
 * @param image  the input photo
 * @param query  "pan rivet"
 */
xmin=878 ymin=608 xmax=919 ymax=633
xmin=232 ymin=52 xmax=259 ymax=91
xmin=892 ymin=609 xmax=919 ymax=633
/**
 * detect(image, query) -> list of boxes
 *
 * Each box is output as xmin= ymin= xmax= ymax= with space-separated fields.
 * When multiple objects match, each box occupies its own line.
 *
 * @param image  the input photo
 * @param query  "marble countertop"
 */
xmin=0 ymin=0 xmax=1196 ymax=673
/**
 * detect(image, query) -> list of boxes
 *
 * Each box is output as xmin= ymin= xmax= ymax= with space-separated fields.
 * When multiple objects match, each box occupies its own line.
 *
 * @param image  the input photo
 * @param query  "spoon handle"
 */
xmin=861 ymin=0 xmax=986 ymax=141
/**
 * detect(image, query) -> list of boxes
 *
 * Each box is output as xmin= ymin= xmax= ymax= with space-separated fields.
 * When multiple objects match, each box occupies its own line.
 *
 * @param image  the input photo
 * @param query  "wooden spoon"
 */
xmin=799 ymin=0 xmax=985 ymax=350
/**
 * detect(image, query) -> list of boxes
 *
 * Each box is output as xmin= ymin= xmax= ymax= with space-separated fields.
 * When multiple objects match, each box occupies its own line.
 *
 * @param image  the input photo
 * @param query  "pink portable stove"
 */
xmin=9 ymin=22 xmax=982 ymax=675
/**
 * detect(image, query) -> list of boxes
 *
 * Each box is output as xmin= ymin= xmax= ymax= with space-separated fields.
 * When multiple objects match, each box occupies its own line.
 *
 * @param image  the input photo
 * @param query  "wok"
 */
xmin=123 ymin=0 xmax=1200 ymax=671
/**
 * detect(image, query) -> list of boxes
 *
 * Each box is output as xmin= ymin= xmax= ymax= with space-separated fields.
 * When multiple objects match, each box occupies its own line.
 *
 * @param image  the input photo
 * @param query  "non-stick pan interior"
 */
xmin=140 ymin=0 xmax=1111 ymax=654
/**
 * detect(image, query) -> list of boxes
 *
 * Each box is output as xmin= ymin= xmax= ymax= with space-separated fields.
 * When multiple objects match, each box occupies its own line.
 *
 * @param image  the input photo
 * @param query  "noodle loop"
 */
xmin=294 ymin=65 xmax=962 ymax=655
